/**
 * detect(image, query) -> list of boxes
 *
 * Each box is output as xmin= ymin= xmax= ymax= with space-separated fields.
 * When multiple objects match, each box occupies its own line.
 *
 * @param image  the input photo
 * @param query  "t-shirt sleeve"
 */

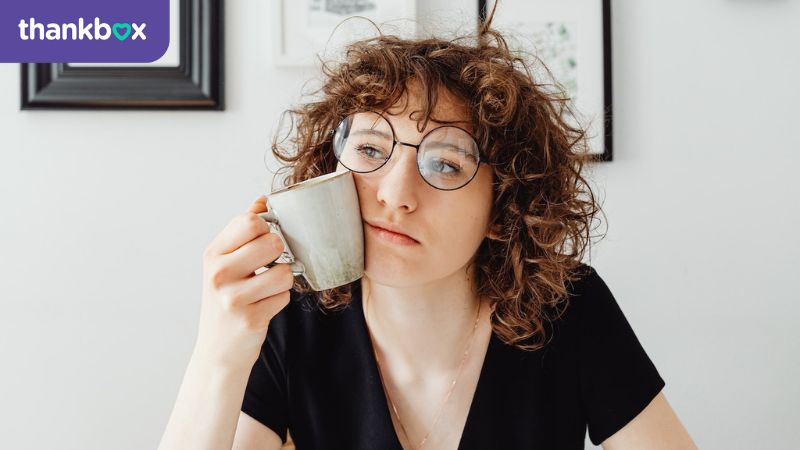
xmin=240 ymin=297 xmax=292 ymax=444
xmin=570 ymin=265 xmax=666 ymax=446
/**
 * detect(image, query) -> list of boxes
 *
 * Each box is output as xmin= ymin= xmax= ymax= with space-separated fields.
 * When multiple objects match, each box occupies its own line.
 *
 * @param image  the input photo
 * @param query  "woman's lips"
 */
xmin=364 ymin=221 xmax=419 ymax=246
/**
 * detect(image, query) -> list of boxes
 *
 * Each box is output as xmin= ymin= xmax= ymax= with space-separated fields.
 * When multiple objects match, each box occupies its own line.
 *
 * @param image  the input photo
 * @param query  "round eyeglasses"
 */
xmin=331 ymin=111 xmax=482 ymax=191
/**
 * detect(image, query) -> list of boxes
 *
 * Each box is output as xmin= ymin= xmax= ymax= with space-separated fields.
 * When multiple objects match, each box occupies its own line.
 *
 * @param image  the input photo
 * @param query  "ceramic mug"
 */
xmin=258 ymin=171 xmax=364 ymax=291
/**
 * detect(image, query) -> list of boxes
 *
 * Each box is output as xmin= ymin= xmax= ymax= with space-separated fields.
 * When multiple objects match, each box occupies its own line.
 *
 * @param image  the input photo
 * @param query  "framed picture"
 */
xmin=20 ymin=0 xmax=224 ymax=110
xmin=274 ymin=0 xmax=417 ymax=67
xmin=480 ymin=0 xmax=612 ymax=161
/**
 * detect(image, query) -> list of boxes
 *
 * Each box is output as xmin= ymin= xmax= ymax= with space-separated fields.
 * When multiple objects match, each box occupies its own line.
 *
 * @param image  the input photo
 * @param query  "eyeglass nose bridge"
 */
xmin=394 ymin=139 xmax=422 ymax=151
xmin=392 ymin=139 xmax=424 ymax=157
xmin=380 ymin=139 xmax=423 ymax=170
xmin=380 ymin=140 xmax=424 ymax=177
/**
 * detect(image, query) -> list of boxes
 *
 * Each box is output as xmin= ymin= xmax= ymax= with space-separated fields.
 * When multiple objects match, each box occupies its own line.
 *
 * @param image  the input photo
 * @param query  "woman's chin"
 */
xmin=363 ymin=256 xmax=426 ymax=288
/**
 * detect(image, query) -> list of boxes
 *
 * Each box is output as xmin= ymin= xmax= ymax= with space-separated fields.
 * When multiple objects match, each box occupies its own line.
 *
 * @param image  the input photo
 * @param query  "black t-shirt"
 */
xmin=241 ymin=264 xmax=665 ymax=449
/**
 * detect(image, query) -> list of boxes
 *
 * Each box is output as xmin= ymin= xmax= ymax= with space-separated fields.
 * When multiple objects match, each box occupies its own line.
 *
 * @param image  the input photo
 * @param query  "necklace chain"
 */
xmin=364 ymin=291 xmax=482 ymax=450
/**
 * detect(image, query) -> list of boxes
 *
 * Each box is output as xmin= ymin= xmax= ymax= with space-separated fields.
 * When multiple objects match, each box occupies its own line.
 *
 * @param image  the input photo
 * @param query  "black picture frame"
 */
xmin=20 ymin=0 xmax=224 ymax=110
xmin=479 ymin=0 xmax=612 ymax=162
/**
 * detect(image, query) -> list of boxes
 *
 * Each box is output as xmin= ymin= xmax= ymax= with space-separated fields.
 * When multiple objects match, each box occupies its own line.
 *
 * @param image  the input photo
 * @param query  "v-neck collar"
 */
xmin=350 ymin=282 xmax=498 ymax=450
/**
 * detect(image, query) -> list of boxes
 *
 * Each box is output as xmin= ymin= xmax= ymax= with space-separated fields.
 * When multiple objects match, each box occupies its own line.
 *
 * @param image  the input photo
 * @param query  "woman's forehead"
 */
xmin=382 ymin=84 xmax=473 ymax=132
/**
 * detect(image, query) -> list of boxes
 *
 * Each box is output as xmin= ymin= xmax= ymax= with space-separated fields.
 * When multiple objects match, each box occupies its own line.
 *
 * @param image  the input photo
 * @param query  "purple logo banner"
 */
xmin=0 ymin=0 xmax=169 ymax=63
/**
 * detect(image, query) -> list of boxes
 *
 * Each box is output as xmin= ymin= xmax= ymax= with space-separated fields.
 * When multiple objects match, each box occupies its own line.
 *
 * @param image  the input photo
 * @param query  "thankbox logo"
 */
xmin=1 ymin=0 xmax=168 ymax=63
xmin=18 ymin=18 xmax=147 ymax=42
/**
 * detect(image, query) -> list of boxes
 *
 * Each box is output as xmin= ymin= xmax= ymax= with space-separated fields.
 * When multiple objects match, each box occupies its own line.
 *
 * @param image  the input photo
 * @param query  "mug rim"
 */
xmin=268 ymin=170 xmax=350 ymax=197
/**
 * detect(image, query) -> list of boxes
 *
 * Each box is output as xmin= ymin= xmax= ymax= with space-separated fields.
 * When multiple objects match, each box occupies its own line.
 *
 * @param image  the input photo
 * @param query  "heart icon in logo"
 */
xmin=112 ymin=23 xmax=132 ymax=41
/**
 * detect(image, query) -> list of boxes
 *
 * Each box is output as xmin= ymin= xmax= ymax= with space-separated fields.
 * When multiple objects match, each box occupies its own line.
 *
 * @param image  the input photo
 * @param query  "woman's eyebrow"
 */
xmin=350 ymin=129 xmax=392 ymax=138
xmin=425 ymin=119 xmax=475 ymax=134
xmin=427 ymin=117 xmax=471 ymax=125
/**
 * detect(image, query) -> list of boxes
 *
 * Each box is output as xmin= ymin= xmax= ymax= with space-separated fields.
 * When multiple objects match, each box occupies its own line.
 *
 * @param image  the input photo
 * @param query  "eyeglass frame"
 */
xmin=328 ymin=110 xmax=485 ymax=192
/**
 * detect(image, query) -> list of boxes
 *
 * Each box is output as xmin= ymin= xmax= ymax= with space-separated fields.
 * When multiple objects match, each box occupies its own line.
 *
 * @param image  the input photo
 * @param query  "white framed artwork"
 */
xmin=483 ymin=0 xmax=612 ymax=160
xmin=273 ymin=0 xmax=417 ymax=67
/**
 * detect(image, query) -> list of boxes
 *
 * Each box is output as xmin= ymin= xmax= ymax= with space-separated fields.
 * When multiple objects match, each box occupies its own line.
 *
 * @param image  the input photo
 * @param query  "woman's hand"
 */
xmin=193 ymin=195 xmax=294 ymax=371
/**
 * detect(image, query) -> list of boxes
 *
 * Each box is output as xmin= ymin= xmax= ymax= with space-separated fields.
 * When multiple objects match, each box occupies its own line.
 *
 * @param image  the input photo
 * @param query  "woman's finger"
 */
xmin=249 ymin=195 xmax=268 ymax=214
xmin=205 ymin=211 xmax=270 ymax=256
xmin=218 ymin=231 xmax=284 ymax=280
xmin=221 ymin=263 xmax=295 ymax=308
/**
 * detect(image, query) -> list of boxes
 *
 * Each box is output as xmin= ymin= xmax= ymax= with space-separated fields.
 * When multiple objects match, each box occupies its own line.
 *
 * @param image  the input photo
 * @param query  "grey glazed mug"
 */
xmin=258 ymin=171 xmax=364 ymax=291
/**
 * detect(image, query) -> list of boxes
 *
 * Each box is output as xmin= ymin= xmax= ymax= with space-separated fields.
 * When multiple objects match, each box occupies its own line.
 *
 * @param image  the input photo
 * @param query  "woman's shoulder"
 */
xmin=547 ymin=263 xmax=660 ymax=369
xmin=557 ymin=264 xmax=666 ymax=445
xmin=548 ymin=262 xmax=633 ymax=340
xmin=565 ymin=261 xmax=602 ymax=296
xmin=563 ymin=262 xmax=617 ymax=313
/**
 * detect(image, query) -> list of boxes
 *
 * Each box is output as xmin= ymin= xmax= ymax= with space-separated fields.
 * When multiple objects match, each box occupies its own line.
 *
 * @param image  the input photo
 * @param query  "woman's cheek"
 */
xmin=351 ymin=174 xmax=374 ymax=215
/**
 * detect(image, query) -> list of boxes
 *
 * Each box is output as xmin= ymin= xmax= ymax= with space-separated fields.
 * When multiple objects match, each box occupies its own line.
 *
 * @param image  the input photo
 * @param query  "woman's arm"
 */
xmin=157 ymin=353 xmax=281 ymax=450
xmin=233 ymin=410 xmax=286 ymax=450
xmin=601 ymin=391 xmax=697 ymax=450
xmin=158 ymin=197 xmax=292 ymax=450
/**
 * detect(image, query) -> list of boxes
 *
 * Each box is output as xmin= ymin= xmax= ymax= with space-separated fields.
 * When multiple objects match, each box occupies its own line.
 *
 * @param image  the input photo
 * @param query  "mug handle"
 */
xmin=258 ymin=211 xmax=306 ymax=276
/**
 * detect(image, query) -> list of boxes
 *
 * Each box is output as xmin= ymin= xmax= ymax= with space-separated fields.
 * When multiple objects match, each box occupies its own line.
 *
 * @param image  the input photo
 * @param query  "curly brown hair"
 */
xmin=268 ymin=9 xmax=606 ymax=351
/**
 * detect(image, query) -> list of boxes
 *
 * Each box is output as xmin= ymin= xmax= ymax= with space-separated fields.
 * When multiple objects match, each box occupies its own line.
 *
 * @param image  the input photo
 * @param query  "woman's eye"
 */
xmin=426 ymin=159 xmax=462 ymax=175
xmin=357 ymin=145 xmax=386 ymax=159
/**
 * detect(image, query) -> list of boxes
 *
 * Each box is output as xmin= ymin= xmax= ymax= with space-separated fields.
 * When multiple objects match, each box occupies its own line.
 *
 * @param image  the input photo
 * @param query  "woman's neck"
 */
xmin=361 ymin=265 xmax=485 ymax=379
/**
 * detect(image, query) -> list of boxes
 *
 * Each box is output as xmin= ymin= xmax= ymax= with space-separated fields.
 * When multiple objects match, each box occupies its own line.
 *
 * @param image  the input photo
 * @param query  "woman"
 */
xmin=158 ymin=12 xmax=697 ymax=450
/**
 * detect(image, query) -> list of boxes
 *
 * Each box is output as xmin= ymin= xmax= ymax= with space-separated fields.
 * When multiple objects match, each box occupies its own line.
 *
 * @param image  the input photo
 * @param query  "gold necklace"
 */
xmin=364 ymin=291 xmax=482 ymax=450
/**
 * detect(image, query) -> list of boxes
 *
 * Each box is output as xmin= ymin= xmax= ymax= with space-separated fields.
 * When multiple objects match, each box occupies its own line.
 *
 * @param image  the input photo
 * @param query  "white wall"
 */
xmin=1 ymin=1 xmax=797 ymax=449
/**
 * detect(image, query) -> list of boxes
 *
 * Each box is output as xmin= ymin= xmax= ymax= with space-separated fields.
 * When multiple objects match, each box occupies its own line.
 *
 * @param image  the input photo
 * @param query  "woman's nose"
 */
xmin=375 ymin=144 xmax=420 ymax=213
